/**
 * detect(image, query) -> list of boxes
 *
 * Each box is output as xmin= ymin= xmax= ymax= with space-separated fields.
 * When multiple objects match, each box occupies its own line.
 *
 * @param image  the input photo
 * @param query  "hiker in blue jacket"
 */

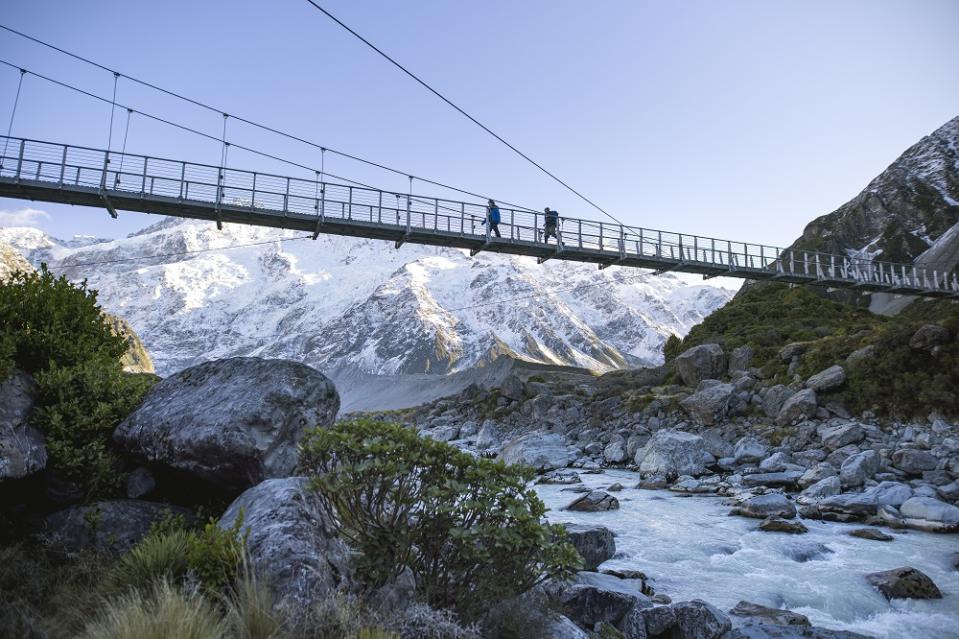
xmin=483 ymin=199 xmax=502 ymax=238
xmin=543 ymin=206 xmax=560 ymax=243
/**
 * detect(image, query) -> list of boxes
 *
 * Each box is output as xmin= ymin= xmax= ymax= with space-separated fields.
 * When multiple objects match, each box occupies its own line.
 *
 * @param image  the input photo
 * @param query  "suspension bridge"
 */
xmin=1 ymin=134 xmax=956 ymax=299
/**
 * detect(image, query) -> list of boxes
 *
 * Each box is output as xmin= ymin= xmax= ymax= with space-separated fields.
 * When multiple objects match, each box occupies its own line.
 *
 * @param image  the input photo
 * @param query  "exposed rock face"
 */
xmin=565 ymin=490 xmax=619 ymax=512
xmin=776 ymin=389 xmax=818 ymax=426
xmin=42 ymin=500 xmax=191 ymax=554
xmin=680 ymin=382 xmax=736 ymax=426
xmin=501 ymin=432 xmax=576 ymax=471
xmin=865 ymin=566 xmax=942 ymax=600
xmin=805 ymin=366 xmax=846 ymax=392
xmin=219 ymin=477 xmax=354 ymax=609
xmin=114 ymin=358 xmax=339 ymax=493
xmin=636 ymin=430 xmax=711 ymax=477
xmin=730 ymin=494 xmax=797 ymax=519
xmin=105 ymin=315 xmax=155 ymax=375
xmin=0 ymin=370 xmax=46 ymax=482
xmin=561 ymin=523 xmax=616 ymax=571
xmin=674 ymin=344 xmax=726 ymax=387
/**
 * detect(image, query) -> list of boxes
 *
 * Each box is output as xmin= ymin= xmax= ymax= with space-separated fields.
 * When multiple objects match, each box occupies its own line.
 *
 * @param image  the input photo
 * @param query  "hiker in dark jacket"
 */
xmin=483 ymin=199 xmax=502 ymax=238
xmin=543 ymin=207 xmax=559 ymax=243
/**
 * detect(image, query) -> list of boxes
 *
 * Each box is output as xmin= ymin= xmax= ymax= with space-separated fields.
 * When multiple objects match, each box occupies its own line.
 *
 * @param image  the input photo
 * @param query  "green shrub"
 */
xmin=0 ymin=265 xmax=127 ymax=375
xmin=79 ymin=580 xmax=227 ymax=639
xmin=186 ymin=514 xmax=249 ymax=596
xmin=299 ymin=419 xmax=581 ymax=620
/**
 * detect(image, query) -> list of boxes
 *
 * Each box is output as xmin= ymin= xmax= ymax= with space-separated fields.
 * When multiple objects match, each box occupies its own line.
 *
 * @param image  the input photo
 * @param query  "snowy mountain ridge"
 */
xmin=0 ymin=218 xmax=735 ymax=379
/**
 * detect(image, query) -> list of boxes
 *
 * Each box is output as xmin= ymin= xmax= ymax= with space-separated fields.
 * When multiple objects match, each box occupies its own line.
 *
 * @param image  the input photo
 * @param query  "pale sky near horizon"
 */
xmin=0 ymin=1 xmax=957 ymax=248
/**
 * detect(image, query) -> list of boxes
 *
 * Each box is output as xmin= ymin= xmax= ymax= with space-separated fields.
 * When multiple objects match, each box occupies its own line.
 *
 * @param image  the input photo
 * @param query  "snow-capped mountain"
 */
xmin=1 ymin=218 xmax=735 ymax=379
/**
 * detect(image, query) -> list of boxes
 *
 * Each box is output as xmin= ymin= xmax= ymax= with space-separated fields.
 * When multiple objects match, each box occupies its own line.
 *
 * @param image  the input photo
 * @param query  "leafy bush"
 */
xmin=0 ymin=265 xmax=127 ymax=375
xmin=0 ymin=265 xmax=155 ymax=498
xmin=79 ymin=580 xmax=227 ymax=639
xmin=299 ymin=419 xmax=581 ymax=619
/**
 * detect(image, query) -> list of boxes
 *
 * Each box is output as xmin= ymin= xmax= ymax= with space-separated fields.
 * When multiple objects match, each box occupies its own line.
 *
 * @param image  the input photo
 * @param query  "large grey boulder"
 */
xmin=603 ymin=438 xmax=628 ymax=464
xmin=891 ymin=449 xmax=938 ymax=474
xmin=635 ymin=430 xmax=712 ymax=477
xmin=0 ymin=370 xmax=46 ymax=482
xmin=741 ymin=471 xmax=803 ymax=489
xmin=728 ymin=601 xmax=810 ymax=627
xmin=680 ymin=382 xmax=735 ymax=426
xmin=798 ymin=476 xmax=841 ymax=503
xmin=501 ymin=432 xmax=576 ymax=471
xmin=219 ymin=477 xmax=354 ymax=609
xmin=799 ymin=463 xmax=837 ymax=488
xmin=475 ymin=420 xmax=501 ymax=450
xmin=776 ymin=389 xmax=818 ymax=426
xmin=763 ymin=385 xmax=796 ymax=419
xmin=805 ymin=366 xmax=846 ymax=392
xmin=561 ymin=523 xmax=616 ymax=571
xmin=899 ymin=496 xmax=959 ymax=533
xmin=672 ymin=599 xmax=732 ymax=639
xmin=730 ymin=494 xmax=797 ymax=519
xmin=729 ymin=345 xmax=754 ymax=373
xmin=114 ymin=358 xmax=338 ymax=493
xmin=908 ymin=324 xmax=951 ymax=350
xmin=839 ymin=450 xmax=880 ymax=488
xmin=819 ymin=422 xmax=864 ymax=450
xmin=42 ymin=499 xmax=191 ymax=554
xmin=675 ymin=344 xmax=726 ymax=387
xmin=865 ymin=567 xmax=942 ymax=600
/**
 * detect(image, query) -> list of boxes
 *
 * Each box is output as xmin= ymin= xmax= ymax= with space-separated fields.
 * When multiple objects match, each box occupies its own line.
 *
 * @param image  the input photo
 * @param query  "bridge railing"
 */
xmin=0 ymin=135 xmax=956 ymax=296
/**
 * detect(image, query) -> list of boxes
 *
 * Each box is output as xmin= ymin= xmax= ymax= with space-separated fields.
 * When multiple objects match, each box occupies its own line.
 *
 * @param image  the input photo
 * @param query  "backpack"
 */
xmin=546 ymin=209 xmax=558 ymax=225
xmin=490 ymin=207 xmax=501 ymax=224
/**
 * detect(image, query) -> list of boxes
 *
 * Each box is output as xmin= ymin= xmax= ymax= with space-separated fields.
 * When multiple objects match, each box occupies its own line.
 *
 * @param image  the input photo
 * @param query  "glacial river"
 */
xmin=535 ymin=469 xmax=959 ymax=639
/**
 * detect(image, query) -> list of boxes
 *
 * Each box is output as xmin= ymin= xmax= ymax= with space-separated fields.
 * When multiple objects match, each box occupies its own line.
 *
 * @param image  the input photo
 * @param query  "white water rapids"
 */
xmin=535 ymin=469 xmax=959 ymax=639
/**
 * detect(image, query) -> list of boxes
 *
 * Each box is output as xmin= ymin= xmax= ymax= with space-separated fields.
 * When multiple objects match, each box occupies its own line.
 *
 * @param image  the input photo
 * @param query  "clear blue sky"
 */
xmin=1 ymin=0 xmax=957 ymax=246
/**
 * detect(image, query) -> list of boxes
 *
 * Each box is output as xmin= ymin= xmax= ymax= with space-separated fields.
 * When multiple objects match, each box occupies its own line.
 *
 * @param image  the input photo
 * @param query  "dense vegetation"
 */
xmin=0 ymin=266 xmax=156 ymax=498
xmin=665 ymin=283 xmax=959 ymax=418
xmin=299 ymin=418 xmax=581 ymax=620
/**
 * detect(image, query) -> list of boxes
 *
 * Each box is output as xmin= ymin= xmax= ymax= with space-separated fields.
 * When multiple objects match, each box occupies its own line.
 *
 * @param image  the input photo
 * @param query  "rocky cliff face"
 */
xmin=0 ymin=221 xmax=734 ymax=378
xmin=791 ymin=115 xmax=959 ymax=264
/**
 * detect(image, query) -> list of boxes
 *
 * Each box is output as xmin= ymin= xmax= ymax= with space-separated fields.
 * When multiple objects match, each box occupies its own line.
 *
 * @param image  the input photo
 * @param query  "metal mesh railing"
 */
xmin=0 ymin=135 xmax=956 ymax=297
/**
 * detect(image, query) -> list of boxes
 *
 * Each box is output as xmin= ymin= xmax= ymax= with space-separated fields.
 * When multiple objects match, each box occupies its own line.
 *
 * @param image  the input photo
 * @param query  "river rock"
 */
xmin=782 ymin=542 xmax=833 ymax=563
xmin=674 ymin=344 xmax=726 ymax=387
xmin=728 ymin=600 xmax=810 ymax=627
xmin=635 ymin=430 xmax=711 ymax=477
xmin=819 ymin=422 xmax=865 ymax=450
xmin=776 ymin=390 xmax=818 ymax=426
xmin=475 ymin=420 xmax=501 ymax=449
xmin=680 ymin=382 xmax=736 ymax=426
xmin=701 ymin=431 xmax=734 ymax=459
xmin=219 ymin=477 xmax=354 ymax=609
xmin=501 ymin=432 xmax=576 ymax=471
xmin=908 ymin=324 xmax=951 ymax=350
xmin=899 ymin=496 xmax=959 ymax=533
xmin=742 ymin=471 xmax=803 ymax=489
xmin=759 ymin=452 xmax=793 ymax=472
xmin=724 ymin=627 xmax=871 ymax=638
xmin=730 ymin=493 xmax=797 ymax=519
xmin=0 ymin=370 xmax=46 ymax=482
xmin=763 ymin=385 xmax=796 ymax=419
xmin=642 ymin=605 xmax=678 ymax=636
xmin=538 ymin=471 xmax=582 ymax=485
xmin=565 ymin=490 xmax=619 ymax=512
xmin=559 ymin=571 xmax=652 ymax=630
xmin=798 ymin=476 xmax=841 ymax=503
xmin=672 ymin=599 xmax=732 ymax=639
xmin=114 ymin=357 xmax=338 ymax=493
xmin=891 ymin=449 xmax=938 ymax=474
xmin=759 ymin=517 xmax=808 ymax=534
xmin=849 ymin=528 xmax=894 ymax=542
xmin=604 ymin=439 xmax=628 ymax=464
xmin=839 ymin=450 xmax=880 ymax=488
xmin=799 ymin=463 xmax=837 ymax=488
xmin=42 ymin=499 xmax=191 ymax=554
xmin=805 ymin=366 xmax=846 ymax=392
xmin=865 ymin=567 xmax=942 ymax=600
xmin=562 ymin=523 xmax=616 ymax=571
xmin=734 ymin=437 xmax=768 ymax=464
xmin=542 ymin=615 xmax=589 ymax=639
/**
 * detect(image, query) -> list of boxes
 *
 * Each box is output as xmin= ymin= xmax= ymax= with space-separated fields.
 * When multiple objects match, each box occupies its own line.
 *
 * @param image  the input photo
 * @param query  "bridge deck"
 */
xmin=0 ymin=135 xmax=956 ymax=299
